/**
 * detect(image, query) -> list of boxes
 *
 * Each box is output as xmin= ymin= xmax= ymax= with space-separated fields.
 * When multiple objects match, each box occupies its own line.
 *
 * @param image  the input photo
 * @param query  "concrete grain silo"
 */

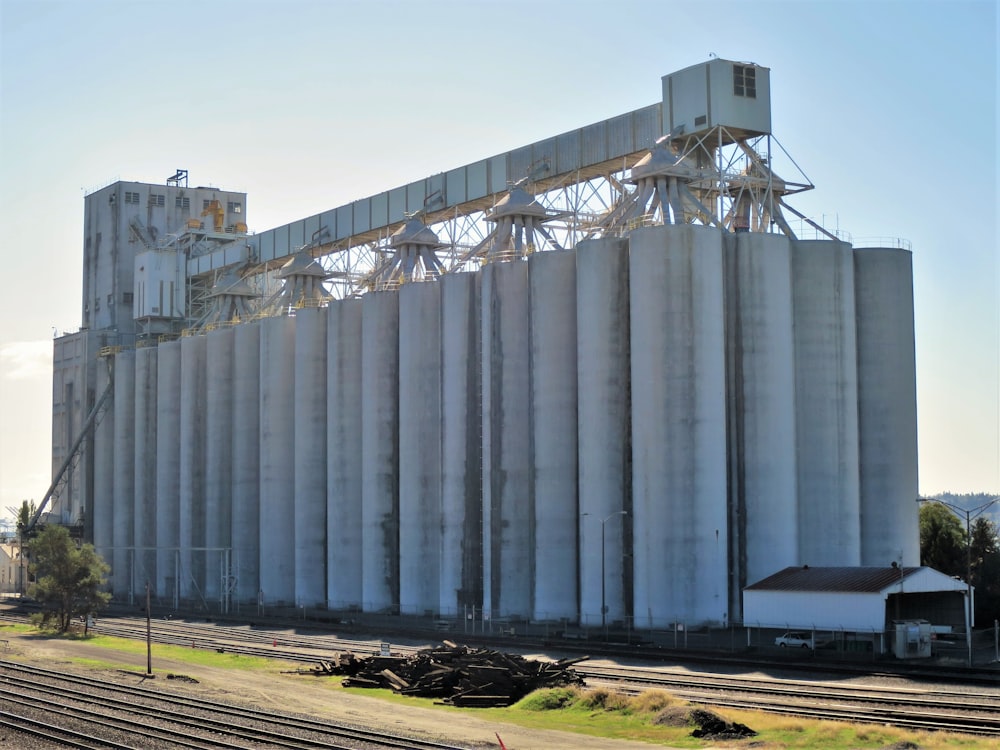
xmin=231 ymin=322 xmax=261 ymax=603
xmin=529 ymin=249 xmax=578 ymax=622
xmin=46 ymin=60 xmax=921 ymax=634
xmin=293 ymin=307 xmax=327 ymax=607
xmin=439 ymin=272 xmax=482 ymax=617
xmin=854 ymin=246 xmax=920 ymax=567
xmin=258 ymin=316 xmax=295 ymax=604
xmin=92 ymin=359 xmax=114 ymax=561
xmin=155 ymin=339 xmax=182 ymax=600
xmin=630 ymin=225 xmax=728 ymax=628
xmin=132 ymin=345 xmax=158 ymax=592
xmin=204 ymin=327 xmax=234 ymax=603
xmin=399 ymin=280 xmax=443 ymax=615
xmin=178 ymin=334 xmax=206 ymax=600
xmin=576 ymin=237 xmax=631 ymax=627
xmin=326 ymin=299 xmax=364 ymax=609
xmin=481 ymin=260 xmax=532 ymax=620
xmin=791 ymin=239 xmax=861 ymax=566
xmin=361 ymin=291 xmax=400 ymax=612
xmin=112 ymin=349 xmax=135 ymax=596
xmin=725 ymin=232 xmax=798 ymax=592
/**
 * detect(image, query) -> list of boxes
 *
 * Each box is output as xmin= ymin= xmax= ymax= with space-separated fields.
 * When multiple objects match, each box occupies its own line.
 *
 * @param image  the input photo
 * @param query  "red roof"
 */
xmin=745 ymin=566 xmax=919 ymax=593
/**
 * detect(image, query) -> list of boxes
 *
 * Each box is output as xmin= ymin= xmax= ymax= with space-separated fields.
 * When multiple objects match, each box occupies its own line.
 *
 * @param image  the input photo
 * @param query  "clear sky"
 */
xmin=0 ymin=0 xmax=997 ymax=523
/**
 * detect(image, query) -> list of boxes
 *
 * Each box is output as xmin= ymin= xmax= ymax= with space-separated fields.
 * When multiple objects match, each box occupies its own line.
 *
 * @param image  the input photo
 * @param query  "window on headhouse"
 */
xmin=733 ymin=65 xmax=756 ymax=98
xmin=149 ymin=194 xmax=165 ymax=207
xmin=227 ymin=201 xmax=242 ymax=214
xmin=125 ymin=191 xmax=140 ymax=204
xmin=175 ymin=196 xmax=190 ymax=209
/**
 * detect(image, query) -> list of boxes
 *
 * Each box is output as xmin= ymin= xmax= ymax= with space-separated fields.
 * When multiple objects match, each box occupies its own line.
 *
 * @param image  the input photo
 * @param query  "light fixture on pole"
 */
xmin=583 ymin=510 xmax=628 ymax=630
xmin=916 ymin=496 xmax=1000 ymax=667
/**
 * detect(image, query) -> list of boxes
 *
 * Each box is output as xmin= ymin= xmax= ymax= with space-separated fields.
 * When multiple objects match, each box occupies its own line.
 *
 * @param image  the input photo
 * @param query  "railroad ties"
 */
xmin=308 ymin=640 xmax=586 ymax=707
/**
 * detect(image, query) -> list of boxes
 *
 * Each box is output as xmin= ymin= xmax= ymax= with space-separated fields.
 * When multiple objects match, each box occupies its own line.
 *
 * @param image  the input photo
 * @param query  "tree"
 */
xmin=14 ymin=500 xmax=36 ymax=536
xmin=970 ymin=516 xmax=1000 ymax=623
xmin=918 ymin=502 xmax=965 ymax=576
xmin=27 ymin=525 xmax=110 ymax=633
xmin=918 ymin=499 xmax=1000 ymax=624
xmin=12 ymin=500 xmax=37 ymax=595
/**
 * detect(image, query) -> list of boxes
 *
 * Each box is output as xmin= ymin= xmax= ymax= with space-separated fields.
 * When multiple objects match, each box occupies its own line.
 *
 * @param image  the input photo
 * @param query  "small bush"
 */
xmin=629 ymin=689 xmax=679 ymax=714
xmin=517 ymin=687 xmax=581 ymax=711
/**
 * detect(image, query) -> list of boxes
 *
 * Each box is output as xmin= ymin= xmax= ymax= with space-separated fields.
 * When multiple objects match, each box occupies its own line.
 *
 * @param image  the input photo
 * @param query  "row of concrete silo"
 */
xmin=92 ymin=224 xmax=918 ymax=628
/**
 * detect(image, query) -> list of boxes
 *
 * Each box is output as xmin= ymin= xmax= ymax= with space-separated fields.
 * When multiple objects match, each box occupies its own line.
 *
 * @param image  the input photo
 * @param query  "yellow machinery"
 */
xmin=201 ymin=199 xmax=225 ymax=232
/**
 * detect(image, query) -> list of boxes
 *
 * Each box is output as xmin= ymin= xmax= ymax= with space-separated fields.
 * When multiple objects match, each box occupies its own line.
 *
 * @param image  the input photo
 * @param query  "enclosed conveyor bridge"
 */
xmin=187 ymin=59 xmax=813 ymax=299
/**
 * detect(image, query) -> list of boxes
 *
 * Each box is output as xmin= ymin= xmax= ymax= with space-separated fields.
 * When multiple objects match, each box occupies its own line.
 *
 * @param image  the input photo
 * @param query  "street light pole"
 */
xmin=917 ymin=497 xmax=1000 ymax=667
xmin=597 ymin=511 xmax=627 ymax=630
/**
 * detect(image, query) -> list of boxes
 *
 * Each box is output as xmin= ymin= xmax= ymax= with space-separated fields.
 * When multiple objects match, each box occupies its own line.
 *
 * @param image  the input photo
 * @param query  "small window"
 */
xmin=175 ymin=196 xmax=190 ymax=209
xmin=124 ymin=191 xmax=140 ymax=204
xmin=227 ymin=201 xmax=242 ymax=214
xmin=734 ymin=64 xmax=756 ymax=98
xmin=149 ymin=194 xmax=165 ymax=207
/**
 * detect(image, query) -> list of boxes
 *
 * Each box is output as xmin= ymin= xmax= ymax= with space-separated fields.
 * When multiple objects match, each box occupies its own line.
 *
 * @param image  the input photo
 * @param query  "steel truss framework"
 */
xmin=187 ymin=130 xmax=829 ymax=324
xmin=277 ymin=131 xmax=818 ymax=303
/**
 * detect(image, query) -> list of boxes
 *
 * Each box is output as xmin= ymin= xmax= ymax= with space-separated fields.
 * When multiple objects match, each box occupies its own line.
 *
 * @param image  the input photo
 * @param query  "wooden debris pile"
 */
xmin=312 ymin=640 xmax=587 ymax=707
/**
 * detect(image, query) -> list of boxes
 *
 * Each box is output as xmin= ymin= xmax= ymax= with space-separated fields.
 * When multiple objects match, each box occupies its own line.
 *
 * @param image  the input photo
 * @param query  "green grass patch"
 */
xmin=80 ymin=634 xmax=290 ymax=671
xmin=350 ymin=685 xmax=982 ymax=749
xmin=0 ymin=623 xmax=34 ymax=635
xmin=8 ymin=624 xmax=294 ymax=672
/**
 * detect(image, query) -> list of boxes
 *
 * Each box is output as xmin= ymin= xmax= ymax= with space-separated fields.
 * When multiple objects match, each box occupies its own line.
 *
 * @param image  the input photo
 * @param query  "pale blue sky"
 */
xmin=0 ymin=0 xmax=997 ymax=520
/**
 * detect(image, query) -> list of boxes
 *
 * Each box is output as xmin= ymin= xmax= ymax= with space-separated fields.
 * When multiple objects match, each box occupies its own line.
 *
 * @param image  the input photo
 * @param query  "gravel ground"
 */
xmin=0 ymin=631 xmax=676 ymax=750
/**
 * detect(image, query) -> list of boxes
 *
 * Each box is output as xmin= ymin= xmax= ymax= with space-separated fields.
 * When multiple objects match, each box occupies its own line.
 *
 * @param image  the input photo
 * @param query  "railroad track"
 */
xmin=4 ymin=609 xmax=1000 ymax=737
xmin=0 ymin=659 xmax=467 ymax=749
xmin=580 ymin=663 xmax=1000 ymax=735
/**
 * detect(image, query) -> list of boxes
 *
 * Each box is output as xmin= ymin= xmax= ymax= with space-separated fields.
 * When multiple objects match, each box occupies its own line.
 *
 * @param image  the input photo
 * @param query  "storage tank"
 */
xmin=133 ymin=345 xmax=157 ymax=592
xmin=205 ymin=327 xmax=234 ymax=603
xmin=399 ymin=280 xmax=442 ymax=615
xmin=481 ymin=260 xmax=532 ymax=620
xmin=293 ymin=307 xmax=327 ymax=607
xmin=178 ymin=334 xmax=207 ymax=599
xmin=231 ymin=322 xmax=260 ymax=603
xmin=439 ymin=272 xmax=482 ymax=617
xmin=854 ymin=246 xmax=919 ymax=566
xmin=259 ymin=316 xmax=296 ymax=605
xmin=630 ymin=225 xmax=728 ymax=628
xmin=327 ymin=299 xmax=363 ymax=609
xmin=112 ymin=349 xmax=135 ymax=597
xmin=92 ymin=359 xmax=114 ymax=561
xmin=155 ymin=339 xmax=181 ymax=599
xmin=576 ymin=237 xmax=631 ymax=626
xmin=725 ymin=232 xmax=798 ymax=599
xmin=529 ymin=250 xmax=578 ymax=622
xmin=361 ymin=291 xmax=400 ymax=613
xmin=791 ymin=239 xmax=861 ymax=566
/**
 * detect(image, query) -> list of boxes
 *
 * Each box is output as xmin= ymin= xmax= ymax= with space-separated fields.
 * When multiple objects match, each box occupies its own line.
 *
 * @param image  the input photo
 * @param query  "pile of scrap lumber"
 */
xmin=312 ymin=640 xmax=587 ymax=707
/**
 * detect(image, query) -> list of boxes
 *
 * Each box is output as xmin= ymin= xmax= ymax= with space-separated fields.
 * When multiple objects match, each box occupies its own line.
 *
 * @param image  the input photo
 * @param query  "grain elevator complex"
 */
xmin=46 ymin=60 xmax=919 ymax=630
